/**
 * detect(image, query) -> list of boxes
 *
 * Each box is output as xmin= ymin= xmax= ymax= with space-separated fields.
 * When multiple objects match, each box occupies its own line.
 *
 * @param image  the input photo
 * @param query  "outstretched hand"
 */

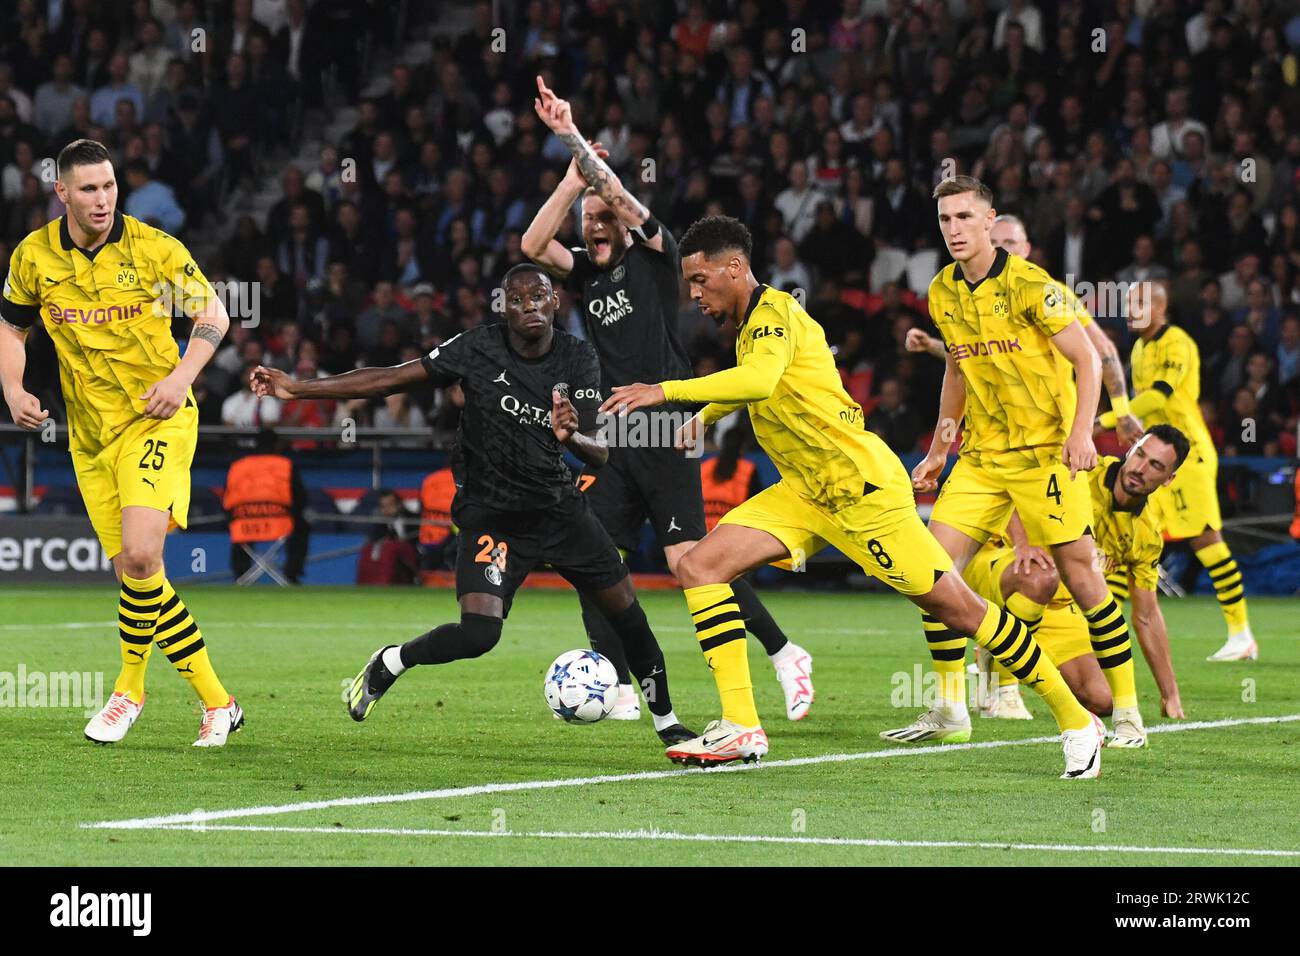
xmin=600 ymin=383 xmax=665 ymax=416
xmin=250 ymin=365 xmax=296 ymax=400
xmin=534 ymin=75 xmax=577 ymax=136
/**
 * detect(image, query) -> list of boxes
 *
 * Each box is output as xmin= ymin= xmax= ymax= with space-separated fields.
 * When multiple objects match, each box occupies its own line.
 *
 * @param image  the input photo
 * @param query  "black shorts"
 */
xmin=452 ymin=492 xmax=628 ymax=618
xmin=578 ymin=443 xmax=707 ymax=551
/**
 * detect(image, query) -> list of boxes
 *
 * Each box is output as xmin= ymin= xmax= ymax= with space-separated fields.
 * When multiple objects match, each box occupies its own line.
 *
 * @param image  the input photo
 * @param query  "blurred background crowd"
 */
xmin=3 ymin=0 xmax=1300 ymax=460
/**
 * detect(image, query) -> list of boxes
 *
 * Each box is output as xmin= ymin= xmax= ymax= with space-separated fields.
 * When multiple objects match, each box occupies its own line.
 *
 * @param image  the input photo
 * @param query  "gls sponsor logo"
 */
xmin=588 ymin=290 xmax=633 ymax=326
xmin=0 ymin=536 xmax=112 ymax=572
xmin=750 ymin=325 xmax=785 ymax=339
xmin=50 ymin=886 xmax=152 ymax=936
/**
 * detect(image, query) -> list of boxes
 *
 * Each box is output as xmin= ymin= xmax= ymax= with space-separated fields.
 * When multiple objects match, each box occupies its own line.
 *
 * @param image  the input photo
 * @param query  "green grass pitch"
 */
xmin=0 ymin=586 xmax=1295 ymax=866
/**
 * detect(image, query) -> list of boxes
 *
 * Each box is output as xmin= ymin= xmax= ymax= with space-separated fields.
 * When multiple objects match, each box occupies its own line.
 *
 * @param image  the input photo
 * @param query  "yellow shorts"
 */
xmin=717 ymin=478 xmax=953 ymax=595
xmin=1150 ymin=451 xmax=1221 ymax=539
xmin=931 ymin=457 xmax=1093 ymax=548
xmin=70 ymin=405 xmax=198 ymax=558
xmin=962 ymin=545 xmax=1091 ymax=666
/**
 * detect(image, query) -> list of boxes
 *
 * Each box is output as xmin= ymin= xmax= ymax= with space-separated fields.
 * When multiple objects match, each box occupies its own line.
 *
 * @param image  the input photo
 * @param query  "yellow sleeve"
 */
xmin=152 ymin=230 xmax=215 ymax=319
xmin=1150 ymin=333 xmax=1192 ymax=392
xmin=1 ymin=242 xmax=40 ymax=330
xmin=1130 ymin=530 xmax=1162 ymax=592
xmin=1024 ymin=277 xmax=1082 ymax=337
xmin=661 ymin=304 xmax=795 ymax=405
xmin=700 ymin=402 xmax=745 ymax=425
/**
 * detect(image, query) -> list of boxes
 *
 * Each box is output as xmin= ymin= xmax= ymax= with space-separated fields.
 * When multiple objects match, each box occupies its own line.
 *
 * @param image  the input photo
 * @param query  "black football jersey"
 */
xmin=421 ymin=324 xmax=603 ymax=511
xmin=564 ymin=229 xmax=692 ymax=391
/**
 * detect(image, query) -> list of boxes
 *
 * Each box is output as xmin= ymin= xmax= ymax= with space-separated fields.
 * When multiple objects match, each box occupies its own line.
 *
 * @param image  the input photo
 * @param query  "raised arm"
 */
xmin=522 ymin=136 xmax=613 ymax=278
xmin=534 ymin=76 xmax=663 ymax=251
xmin=251 ymin=360 xmax=430 ymax=401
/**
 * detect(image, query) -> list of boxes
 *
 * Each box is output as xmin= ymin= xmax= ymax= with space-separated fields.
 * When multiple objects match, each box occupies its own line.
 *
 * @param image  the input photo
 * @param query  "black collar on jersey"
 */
xmin=59 ymin=211 xmax=124 ymax=261
xmin=1105 ymin=459 xmax=1148 ymax=515
xmin=738 ymin=283 xmax=768 ymax=329
xmin=952 ymin=246 xmax=1008 ymax=292
xmin=1151 ymin=323 xmax=1170 ymax=342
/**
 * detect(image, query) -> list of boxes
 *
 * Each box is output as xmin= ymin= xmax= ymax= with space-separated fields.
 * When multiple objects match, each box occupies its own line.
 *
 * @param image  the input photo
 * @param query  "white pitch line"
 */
xmin=142 ymin=823 xmax=1300 ymax=858
xmin=82 ymin=713 xmax=1300 ymax=831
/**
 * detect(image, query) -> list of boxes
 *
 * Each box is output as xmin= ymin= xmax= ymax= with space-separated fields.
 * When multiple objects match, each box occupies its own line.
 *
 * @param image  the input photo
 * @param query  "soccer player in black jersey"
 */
xmin=523 ymin=77 xmax=815 ymax=723
xmin=250 ymin=265 xmax=694 ymax=746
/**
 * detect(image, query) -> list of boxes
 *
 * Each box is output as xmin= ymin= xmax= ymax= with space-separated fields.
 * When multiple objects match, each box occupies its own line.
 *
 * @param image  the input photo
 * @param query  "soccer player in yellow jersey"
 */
xmin=0 ymin=140 xmax=241 ymax=747
xmin=964 ymin=427 xmax=1189 ymax=744
xmin=884 ymin=175 xmax=1146 ymax=749
xmin=1098 ymin=281 xmax=1258 ymax=662
xmin=604 ymin=216 xmax=1104 ymax=778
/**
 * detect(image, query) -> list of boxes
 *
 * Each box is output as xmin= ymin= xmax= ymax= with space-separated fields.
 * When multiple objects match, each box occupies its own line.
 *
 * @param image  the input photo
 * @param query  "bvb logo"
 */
xmin=116 ymin=269 xmax=138 ymax=288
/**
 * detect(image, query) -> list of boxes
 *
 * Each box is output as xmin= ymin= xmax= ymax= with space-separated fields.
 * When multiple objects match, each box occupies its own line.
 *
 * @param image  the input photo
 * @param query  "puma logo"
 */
xmin=177 ymin=663 xmax=194 ymax=675
xmin=141 ymin=476 xmax=157 ymax=490
xmin=1027 ymin=675 xmax=1044 ymax=687
xmin=1047 ymin=513 xmax=1064 ymax=524
xmin=126 ymin=649 xmax=146 ymax=660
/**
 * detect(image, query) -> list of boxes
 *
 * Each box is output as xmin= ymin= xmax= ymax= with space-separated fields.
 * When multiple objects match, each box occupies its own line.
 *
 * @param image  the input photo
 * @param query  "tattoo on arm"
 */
xmin=560 ymin=131 xmax=647 ymax=221
xmin=1100 ymin=354 xmax=1125 ymax=397
xmin=190 ymin=322 xmax=225 ymax=350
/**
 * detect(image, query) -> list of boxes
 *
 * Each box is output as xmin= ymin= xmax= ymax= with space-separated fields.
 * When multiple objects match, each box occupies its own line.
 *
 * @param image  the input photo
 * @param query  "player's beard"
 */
xmin=588 ymin=234 xmax=628 ymax=270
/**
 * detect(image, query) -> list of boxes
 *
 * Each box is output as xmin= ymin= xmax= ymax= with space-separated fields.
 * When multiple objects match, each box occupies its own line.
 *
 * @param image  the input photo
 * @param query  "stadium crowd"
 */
xmin=3 ymin=0 xmax=1300 ymax=459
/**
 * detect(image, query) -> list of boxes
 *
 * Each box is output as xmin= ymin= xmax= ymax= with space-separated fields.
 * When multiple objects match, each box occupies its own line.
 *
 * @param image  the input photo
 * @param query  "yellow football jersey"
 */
xmin=1087 ymin=456 xmax=1163 ymax=592
xmin=1130 ymin=323 xmax=1215 ymax=465
xmin=928 ymin=248 xmax=1088 ymax=471
xmin=2 ymin=213 xmax=212 ymax=457
xmin=662 ymin=284 xmax=908 ymax=510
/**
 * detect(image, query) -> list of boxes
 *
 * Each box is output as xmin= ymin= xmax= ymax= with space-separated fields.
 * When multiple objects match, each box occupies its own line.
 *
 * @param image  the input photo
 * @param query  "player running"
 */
xmin=605 ymin=216 xmax=1103 ymax=777
xmin=1097 ymin=281 xmax=1258 ymax=662
xmin=251 ymin=265 xmax=695 ymax=747
xmin=883 ymin=175 xmax=1147 ymax=748
xmin=522 ymin=76 xmax=814 ymax=722
xmin=961 ymin=426 xmax=1189 ymax=744
xmin=1 ymin=139 xmax=241 ymax=746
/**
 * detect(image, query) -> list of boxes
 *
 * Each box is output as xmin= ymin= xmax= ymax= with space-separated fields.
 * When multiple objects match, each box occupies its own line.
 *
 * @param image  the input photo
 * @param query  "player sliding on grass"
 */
xmin=604 ymin=216 xmax=1104 ymax=777
xmin=961 ymin=427 xmax=1189 ymax=740
xmin=884 ymin=175 xmax=1146 ymax=749
xmin=1 ymin=139 xmax=241 ymax=747
xmin=522 ymin=76 xmax=814 ymax=722
xmin=251 ymin=264 xmax=696 ymax=748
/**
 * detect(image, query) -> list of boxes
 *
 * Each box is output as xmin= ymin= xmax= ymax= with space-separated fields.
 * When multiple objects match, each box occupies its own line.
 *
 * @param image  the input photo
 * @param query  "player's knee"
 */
xmin=118 ymin=545 xmax=161 ymax=580
xmin=457 ymin=612 xmax=502 ymax=658
xmin=1018 ymin=565 xmax=1059 ymax=605
xmin=674 ymin=548 xmax=712 ymax=589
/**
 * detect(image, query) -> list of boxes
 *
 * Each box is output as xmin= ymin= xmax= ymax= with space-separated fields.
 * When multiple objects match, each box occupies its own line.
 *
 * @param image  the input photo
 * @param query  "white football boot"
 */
xmin=772 ymin=643 xmax=814 ymax=721
xmin=879 ymin=705 xmax=972 ymax=744
xmin=1207 ymin=629 xmax=1258 ymax=662
xmin=664 ymin=719 xmax=768 ymax=767
xmin=1107 ymin=705 xmax=1147 ymax=748
xmin=84 ymin=692 xmax=145 ymax=744
xmin=1060 ymin=714 xmax=1105 ymax=779
xmin=986 ymin=682 xmax=1034 ymax=720
xmin=193 ymin=696 xmax=245 ymax=747
xmin=608 ymin=683 xmax=642 ymax=720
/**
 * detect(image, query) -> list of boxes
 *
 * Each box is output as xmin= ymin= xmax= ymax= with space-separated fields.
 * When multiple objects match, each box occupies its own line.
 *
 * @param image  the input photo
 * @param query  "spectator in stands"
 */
xmin=90 ymin=53 xmax=144 ymax=128
xmin=767 ymin=236 xmax=812 ymax=294
xmin=356 ymin=281 xmax=412 ymax=352
xmin=356 ymin=490 xmax=420 ymax=586
xmin=34 ymin=55 xmax=83 ymax=137
xmin=277 ymin=203 xmax=330 ymax=294
xmin=222 ymin=363 xmax=282 ymax=428
xmin=1222 ymin=387 xmax=1280 ymax=457
xmin=122 ymin=160 xmax=185 ymax=235
xmin=866 ymin=377 xmax=923 ymax=455
xmin=1277 ymin=315 xmax=1300 ymax=389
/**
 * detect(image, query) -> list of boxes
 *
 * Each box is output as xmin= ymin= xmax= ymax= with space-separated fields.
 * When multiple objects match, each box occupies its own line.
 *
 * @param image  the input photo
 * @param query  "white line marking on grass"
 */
xmin=141 ymin=823 xmax=1300 ymax=858
xmin=82 ymin=713 xmax=1300 ymax=831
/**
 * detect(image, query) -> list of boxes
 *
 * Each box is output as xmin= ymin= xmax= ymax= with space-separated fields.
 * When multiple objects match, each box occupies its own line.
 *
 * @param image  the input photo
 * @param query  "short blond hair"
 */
xmin=933 ymin=175 xmax=993 ymax=205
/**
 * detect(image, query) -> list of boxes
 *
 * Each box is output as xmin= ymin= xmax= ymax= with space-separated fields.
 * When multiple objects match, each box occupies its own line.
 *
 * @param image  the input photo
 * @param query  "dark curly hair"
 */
xmin=679 ymin=215 xmax=753 ymax=260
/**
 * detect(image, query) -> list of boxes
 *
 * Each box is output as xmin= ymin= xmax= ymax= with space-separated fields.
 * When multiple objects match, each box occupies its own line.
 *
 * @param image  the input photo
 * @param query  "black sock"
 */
xmin=604 ymin=599 xmax=674 ymax=719
xmin=579 ymin=590 xmax=633 ymax=683
xmin=399 ymin=613 xmax=502 ymax=666
xmin=729 ymin=576 xmax=789 ymax=655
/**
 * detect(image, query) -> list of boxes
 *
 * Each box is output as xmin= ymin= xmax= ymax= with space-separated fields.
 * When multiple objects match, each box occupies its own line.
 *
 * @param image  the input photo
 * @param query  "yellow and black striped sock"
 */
xmin=115 ymin=569 xmax=165 ymax=703
xmin=973 ymin=601 xmax=1090 ymax=732
xmin=999 ymin=592 xmax=1046 ymax=692
xmin=1196 ymin=542 xmax=1249 ymax=634
xmin=683 ymin=583 xmax=760 ymax=728
xmin=1105 ymin=571 xmax=1130 ymax=606
xmin=920 ymin=611 xmax=966 ymax=707
xmin=1083 ymin=596 xmax=1137 ymax=710
xmin=153 ymin=579 xmax=229 ymax=708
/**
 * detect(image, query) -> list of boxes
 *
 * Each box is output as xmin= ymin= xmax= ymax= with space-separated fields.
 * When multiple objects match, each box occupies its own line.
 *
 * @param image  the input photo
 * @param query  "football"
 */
xmin=543 ymin=649 xmax=619 ymax=723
